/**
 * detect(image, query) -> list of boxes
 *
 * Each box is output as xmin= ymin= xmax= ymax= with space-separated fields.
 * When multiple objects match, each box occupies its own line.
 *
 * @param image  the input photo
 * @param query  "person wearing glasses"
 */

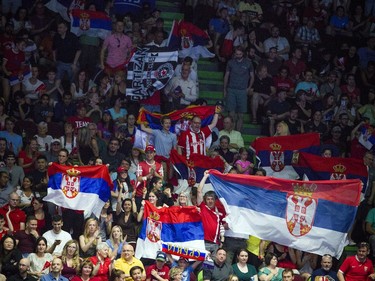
xmin=338 ymin=242 xmax=375 ymax=281
xmin=100 ymin=19 xmax=132 ymax=76
xmin=310 ymin=254 xmax=338 ymax=281
xmin=0 ymin=191 xmax=26 ymax=232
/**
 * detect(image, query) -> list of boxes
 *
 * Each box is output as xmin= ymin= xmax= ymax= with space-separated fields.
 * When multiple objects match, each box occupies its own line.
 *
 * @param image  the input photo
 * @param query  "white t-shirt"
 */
xmin=42 ymin=229 xmax=72 ymax=256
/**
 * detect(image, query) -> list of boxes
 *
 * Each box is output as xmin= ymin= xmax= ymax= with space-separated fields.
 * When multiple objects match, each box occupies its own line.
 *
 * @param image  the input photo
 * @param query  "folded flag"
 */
xmin=45 ymin=163 xmax=112 ymax=217
xmin=70 ymin=9 xmax=112 ymax=40
xmin=137 ymin=105 xmax=215 ymax=134
xmin=292 ymin=152 xmax=368 ymax=190
xmin=209 ymin=170 xmax=361 ymax=258
xmin=251 ymin=133 xmax=321 ymax=179
xmin=170 ymin=149 xmax=225 ymax=186
xmin=135 ymin=201 xmax=206 ymax=260
xmin=358 ymin=124 xmax=375 ymax=150
xmin=126 ymin=47 xmax=178 ymax=101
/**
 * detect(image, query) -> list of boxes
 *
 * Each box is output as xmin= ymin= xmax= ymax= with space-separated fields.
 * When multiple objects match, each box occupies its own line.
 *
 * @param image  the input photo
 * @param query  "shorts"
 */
xmin=226 ymin=88 xmax=248 ymax=113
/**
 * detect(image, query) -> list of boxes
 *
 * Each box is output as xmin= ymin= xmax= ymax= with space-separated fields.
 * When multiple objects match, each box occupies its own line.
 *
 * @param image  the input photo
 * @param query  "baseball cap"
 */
xmin=156 ymin=252 xmax=166 ymax=261
xmin=117 ymin=166 xmax=127 ymax=173
xmin=51 ymin=138 xmax=61 ymax=144
xmin=145 ymin=145 xmax=156 ymax=153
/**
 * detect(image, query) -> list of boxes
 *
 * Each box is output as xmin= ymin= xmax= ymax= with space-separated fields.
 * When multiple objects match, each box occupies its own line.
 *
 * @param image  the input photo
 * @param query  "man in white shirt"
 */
xmin=43 ymin=215 xmax=72 ymax=256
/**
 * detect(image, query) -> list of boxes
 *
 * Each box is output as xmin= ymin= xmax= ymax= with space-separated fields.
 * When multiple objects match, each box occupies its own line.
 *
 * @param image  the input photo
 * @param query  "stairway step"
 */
xmin=158 ymin=0 xmax=179 ymax=7
xmin=200 ymin=84 xmax=223 ymax=92
xmin=199 ymin=79 xmax=224 ymax=85
xmin=162 ymin=12 xmax=184 ymax=21
xmin=200 ymin=91 xmax=223 ymax=100
xmin=198 ymin=70 xmax=223 ymax=80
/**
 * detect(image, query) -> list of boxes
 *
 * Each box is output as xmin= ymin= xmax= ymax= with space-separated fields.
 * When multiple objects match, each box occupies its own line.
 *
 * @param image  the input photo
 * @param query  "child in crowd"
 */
xmin=235 ymin=147 xmax=254 ymax=175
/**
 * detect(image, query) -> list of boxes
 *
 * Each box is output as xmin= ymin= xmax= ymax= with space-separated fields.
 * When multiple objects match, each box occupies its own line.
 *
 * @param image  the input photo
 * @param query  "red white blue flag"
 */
xmin=135 ymin=201 xmax=206 ymax=260
xmin=251 ymin=133 xmax=321 ymax=179
xmin=70 ymin=9 xmax=112 ymax=40
xmin=45 ymin=163 xmax=112 ymax=217
xmin=209 ymin=170 xmax=361 ymax=258
xmin=137 ymin=106 xmax=215 ymax=134
xmin=170 ymin=149 xmax=224 ymax=186
xmin=292 ymin=152 xmax=368 ymax=190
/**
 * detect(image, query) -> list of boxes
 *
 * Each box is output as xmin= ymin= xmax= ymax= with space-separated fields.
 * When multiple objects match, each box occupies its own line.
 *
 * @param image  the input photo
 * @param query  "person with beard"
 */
xmin=311 ymin=254 xmax=338 ymax=281
xmin=224 ymin=46 xmax=254 ymax=132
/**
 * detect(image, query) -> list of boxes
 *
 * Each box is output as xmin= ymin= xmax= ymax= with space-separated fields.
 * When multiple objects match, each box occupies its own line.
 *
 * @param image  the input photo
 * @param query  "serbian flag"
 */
xmin=45 ymin=163 xmax=112 ymax=217
xmin=137 ymin=106 xmax=215 ymax=134
xmin=167 ymin=20 xmax=214 ymax=60
xmin=251 ymin=133 xmax=320 ymax=180
xmin=70 ymin=9 xmax=112 ymax=40
xmin=135 ymin=201 xmax=206 ymax=260
xmin=170 ymin=149 xmax=225 ymax=186
xmin=209 ymin=170 xmax=361 ymax=258
xmin=126 ymin=47 xmax=178 ymax=101
xmin=358 ymin=125 xmax=375 ymax=150
xmin=292 ymin=152 xmax=368 ymax=190
xmin=9 ymin=66 xmax=31 ymax=86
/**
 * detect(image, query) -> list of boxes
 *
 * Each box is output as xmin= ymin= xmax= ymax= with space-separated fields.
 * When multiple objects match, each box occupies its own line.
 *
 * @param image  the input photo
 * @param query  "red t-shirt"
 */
xmin=146 ymin=264 xmax=170 ymax=281
xmin=178 ymin=126 xmax=211 ymax=158
xmin=0 ymin=205 xmax=26 ymax=232
xmin=339 ymin=255 xmax=374 ymax=281
xmin=135 ymin=160 xmax=163 ymax=197
xmin=67 ymin=116 xmax=92 ymax=131
xmin=3 ymin=48 xmax=26 ymax=74
xmin=90 ymin=256 xmax=111 ymax=281
xmin=199 ymin=201 xmax=226 ymax=244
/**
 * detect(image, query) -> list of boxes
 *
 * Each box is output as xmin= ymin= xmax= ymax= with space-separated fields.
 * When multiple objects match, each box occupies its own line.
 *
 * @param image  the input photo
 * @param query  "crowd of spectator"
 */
xmin=1 ymin=0 xmax=375 ymax=280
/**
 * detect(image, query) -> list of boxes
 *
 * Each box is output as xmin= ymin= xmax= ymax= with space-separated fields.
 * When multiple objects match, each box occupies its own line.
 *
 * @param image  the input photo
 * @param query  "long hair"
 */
xmin=77 ymin=126 xmax=92 ymax=147
xmin=109 ymin=225 xmax=124 ymax=246
xmin=61 ymin=240 xmax=80 ymax=269
xmin=83 ymin=218 xmax=99 ymax=244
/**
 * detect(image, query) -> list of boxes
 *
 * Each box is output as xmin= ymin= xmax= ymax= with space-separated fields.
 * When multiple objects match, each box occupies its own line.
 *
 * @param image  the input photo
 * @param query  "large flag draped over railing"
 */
xmin=292 ymin=152 xmax=368 ymax=189
xmin=251 ymin=133 xmax=321 ymax=179
xmin=126 ymin=47 xmax=178 ymax=101
xmin=45 ymin=163 xmax=112 ymax=217
xmin=135 ymin=201 xmax=206 ymax=260
xmin=209 ymin=170 xmax=362 ymax=258
xmin=137 ymin=106 xmax=215 ymax=133
xmin=70 ymin=9 xmax=112 ymax=40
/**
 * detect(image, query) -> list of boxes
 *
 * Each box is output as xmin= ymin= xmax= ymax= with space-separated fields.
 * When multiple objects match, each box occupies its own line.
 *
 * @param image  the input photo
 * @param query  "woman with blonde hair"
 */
xmin=106 ymin=225 xmax=125 ymax=260
xmin=274 ymin=121 xmax=290 ymax=136
xmin=175 ymin=192 xmax=192 ymax=206
xmin=169 ymin=267 xmax=183 ymax=281
xmin=61 ymin=240 xmax=81 ymax=280
xmin=79 ymin=218 xmax=101 ymax=258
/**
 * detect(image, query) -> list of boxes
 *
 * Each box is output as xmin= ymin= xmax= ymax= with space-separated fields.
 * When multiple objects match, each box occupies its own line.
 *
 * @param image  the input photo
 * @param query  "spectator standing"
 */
xmin=52 ymin=21 xmax=81 ymax=84
xmin=224 ymin=46 xmax=254 ymax=132
xmin=100 ymin=20 xmax=132 ymax=75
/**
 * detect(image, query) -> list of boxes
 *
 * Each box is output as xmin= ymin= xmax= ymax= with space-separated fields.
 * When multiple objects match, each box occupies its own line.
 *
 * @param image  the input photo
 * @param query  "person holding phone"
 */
xmin=163 ymin=64 xmax=197 ymax=112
